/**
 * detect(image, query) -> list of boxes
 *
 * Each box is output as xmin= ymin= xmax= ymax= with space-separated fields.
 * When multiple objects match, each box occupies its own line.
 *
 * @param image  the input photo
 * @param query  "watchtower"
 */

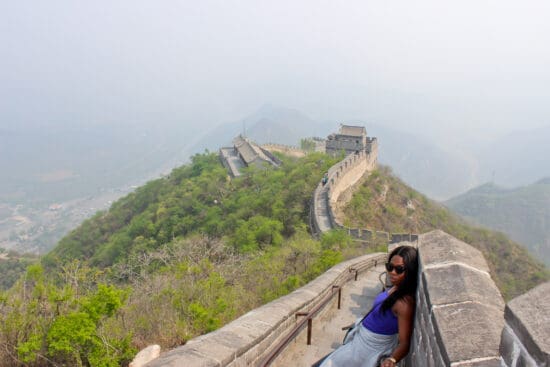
xmin=325 ymin=124 xmax=377 ymax=157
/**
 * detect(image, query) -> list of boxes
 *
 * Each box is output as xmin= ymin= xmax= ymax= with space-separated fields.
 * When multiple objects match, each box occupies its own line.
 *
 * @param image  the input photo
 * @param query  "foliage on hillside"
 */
xmin=5 ymin=152 xmax=545 ymax=366
xmin=2 ymin=152 xmax=377 ymax=366
xmin=444 ymin=181 xmax=550 ymax=266
xmin=342 ymin=166 xmax=549 ymax=300
xmin=0 ymin=249 xmax=38 ymax=290
xmin=45 ymin=152 xmax=340 ymax=268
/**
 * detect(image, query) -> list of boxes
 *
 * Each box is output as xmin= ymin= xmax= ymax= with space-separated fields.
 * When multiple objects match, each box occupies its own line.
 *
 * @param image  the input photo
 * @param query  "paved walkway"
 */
xmin=272 ymin=264 xmax=387 ymax=366
xmin=313 ymin=183 xmax=333 ymax=233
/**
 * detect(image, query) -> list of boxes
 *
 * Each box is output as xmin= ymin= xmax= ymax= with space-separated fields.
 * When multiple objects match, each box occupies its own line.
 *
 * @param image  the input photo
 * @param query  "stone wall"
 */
xmin=326 ymin=150 xmax=377 ymax=204
xmin=260 ymin=143 xmax=306 ymax=158
xmin=144 ymin=253 xmax=387 ymax=367
xmin=405 ymin=230 xmax=505 ymax=367
xmin=309 ymin=150 xmax=375 ymax=237
xmin=258 ymin=146 xmax=282 ymax=166
xmin=322 ymin=150 xmax=375 ymax=234
xmin=141 ymin=229 xmax=547 ymax=366
xmin=311 ymin=144 xmax=415 ymax=245
xmin=500 ymin=282 xmax=550 ymax=367
xmin=391 ymin=233 xmax=419 ymax=243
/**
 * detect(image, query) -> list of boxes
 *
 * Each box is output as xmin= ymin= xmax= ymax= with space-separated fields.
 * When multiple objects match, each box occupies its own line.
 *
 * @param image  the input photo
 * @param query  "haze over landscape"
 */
xmin=1 ymin=3 xmax=550 ymax=366
xmin=1 ymin=1 xmax=549 ymax=256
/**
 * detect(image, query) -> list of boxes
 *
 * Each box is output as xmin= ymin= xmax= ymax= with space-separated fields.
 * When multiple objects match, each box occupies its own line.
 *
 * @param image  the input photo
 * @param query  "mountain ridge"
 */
xmin=1 ymin=150 xmax=548 ymax=367
xmin=445 ymin=179 xmax=550 ymax=265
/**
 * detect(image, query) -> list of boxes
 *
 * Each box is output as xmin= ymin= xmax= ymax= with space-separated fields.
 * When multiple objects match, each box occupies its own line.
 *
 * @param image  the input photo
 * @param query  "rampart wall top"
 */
xmin=501 ymin=281 xmax=550 ymax=366
xmin=407 ymin=230 xmax=505 ymax=366
xmin=144 ymin=253 xmax=387 ymax=367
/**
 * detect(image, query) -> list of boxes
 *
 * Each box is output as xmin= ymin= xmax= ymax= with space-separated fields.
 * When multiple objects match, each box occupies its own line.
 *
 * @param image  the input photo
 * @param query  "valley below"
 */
xmin=0 ymin=188 xmax=130 ymax=254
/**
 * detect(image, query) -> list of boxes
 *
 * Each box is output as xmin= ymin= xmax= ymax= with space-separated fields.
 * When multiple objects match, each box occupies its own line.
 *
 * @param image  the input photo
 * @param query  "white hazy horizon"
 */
xmin=1 ymin=0 xmax=549 ymax=146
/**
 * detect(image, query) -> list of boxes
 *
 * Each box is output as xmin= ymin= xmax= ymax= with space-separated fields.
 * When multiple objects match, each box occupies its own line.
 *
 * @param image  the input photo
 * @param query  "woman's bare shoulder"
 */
xmin=393 ymin=296 xmax=415 ymax=315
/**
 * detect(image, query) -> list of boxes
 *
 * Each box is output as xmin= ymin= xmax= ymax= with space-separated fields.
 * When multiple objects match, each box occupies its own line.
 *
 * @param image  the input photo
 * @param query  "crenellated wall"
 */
xmin=310 ymin=144 xmax=418 ymax=245
xmin=500 ymin=282 xmax=550 ymax=367
xmin=140 ymin=131 xmax=547 ymax=366
xmin=260 ymin=143 xmax=307 ymax=157
xmin=138 ymin=231 xmax=548 ymax=366
xmin=311 ymin=149 xmax=376 ymax=237
xmin=326 ymin=150 xmax=377 ymax=205
xmin=144 ymin=253 xmax=387 ymax=367
xmin=405 ymin=230 xmax=505 ymax=366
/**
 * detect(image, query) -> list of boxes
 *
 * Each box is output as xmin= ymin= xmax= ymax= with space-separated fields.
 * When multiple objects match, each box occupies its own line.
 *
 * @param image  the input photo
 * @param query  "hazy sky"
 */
xmin=2 ymin=0 xmax=549 ymax=142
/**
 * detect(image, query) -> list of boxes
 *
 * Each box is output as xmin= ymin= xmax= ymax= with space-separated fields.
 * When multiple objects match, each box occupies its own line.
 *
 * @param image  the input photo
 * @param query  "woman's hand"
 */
xmin=380 ymin=357 xmax=397 ymax=367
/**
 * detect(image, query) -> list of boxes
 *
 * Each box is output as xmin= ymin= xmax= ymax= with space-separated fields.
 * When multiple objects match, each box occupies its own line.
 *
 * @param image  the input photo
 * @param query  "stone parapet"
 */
xmin=326 ymin=151 xmax=373 ymax=207
xmin=144 ymin=253 xmax=387 ymax=367
xmin=260 ymin=143 xmax=306 ymax=158
xmin=309 ymin=143 xmax=416 ymax=246
xmin=500 ymin=281 xmax=550 ymax=367
xmin=391 ymin=233 xmax=419 ymax=243
xmin=405 ymin=230 xmax=505 ymax=367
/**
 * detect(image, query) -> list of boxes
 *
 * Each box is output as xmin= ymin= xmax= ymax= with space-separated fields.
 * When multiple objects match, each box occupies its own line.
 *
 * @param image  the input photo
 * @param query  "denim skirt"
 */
xmin=319 ymin=325 xmax=397 ymax=367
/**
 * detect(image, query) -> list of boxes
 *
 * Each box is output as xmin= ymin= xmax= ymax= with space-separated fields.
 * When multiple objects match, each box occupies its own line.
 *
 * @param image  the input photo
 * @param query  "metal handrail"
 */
xmin=258 ymin=285 xmax=341 ymax=367
xmin=258 ymin=258 xmax=380 ymax=367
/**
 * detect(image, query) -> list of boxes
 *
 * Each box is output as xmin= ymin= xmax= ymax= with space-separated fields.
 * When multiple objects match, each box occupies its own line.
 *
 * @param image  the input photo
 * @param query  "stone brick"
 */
xmin=431 ymin=302 xmax=504 ymax=364
xmin=418 ymin=230 xmax=490 ymax=273
xmin=499 ymin=325 xmax=517 ymax=367
xmin=145 ymin=348 xmax=220 ymax=367
xmin=422 ymin=264 xmax=504 ymax=311
xmin=130 ymin=345 xmax=161 ymax=367
xmin=504 ymin=282 xmax=550 ymax=366
xmin=450 ymin=358 xmax=502 ymax=367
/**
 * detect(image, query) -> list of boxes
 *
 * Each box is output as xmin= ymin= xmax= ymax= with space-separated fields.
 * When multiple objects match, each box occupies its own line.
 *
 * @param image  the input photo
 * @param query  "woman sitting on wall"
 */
xmin=318 ymin=245 xmax=418 ymax=367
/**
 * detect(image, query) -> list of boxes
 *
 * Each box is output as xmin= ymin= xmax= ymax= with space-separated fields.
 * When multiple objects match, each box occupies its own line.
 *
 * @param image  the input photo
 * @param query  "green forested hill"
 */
xmin=2 ymin=152 xmax=373 ymax=367
xmin=2 ymin=154 xmax=548 ymax=367
xmin=341 ymin=166 xmax=549 ymax=300
xmin=0 ymin=248 xmax=38 ymax=290
xmin=45 ymin=152 xmax=339 ymax=267
xmin=444 ymin=179 xmax=550 ymax=266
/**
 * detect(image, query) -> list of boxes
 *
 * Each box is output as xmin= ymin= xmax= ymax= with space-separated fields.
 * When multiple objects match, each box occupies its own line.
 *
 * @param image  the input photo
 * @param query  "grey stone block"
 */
xmin=431 ymin=302 xmax=504 ymax=364
xmin=499 ymin=325 xmax=516 ymax=367
xmin=185 ymin=332 xmax=243 ymax=365
xmin=504 ymin=282 xmax=550 ymax=366
xmin=418 ymin=230 xmax=490 ymax=272
xmin=376 ymin=231 xmax=390 ymax=240
xmin=422 ymin=264 xmax=504 ymax=311
xmin=451 ymin=358 xmax=502 ymax=367
xmin=145 ymin=348 xmax=221 ymax=367
xmin=360 ymin=230 xmax=372 ymax=241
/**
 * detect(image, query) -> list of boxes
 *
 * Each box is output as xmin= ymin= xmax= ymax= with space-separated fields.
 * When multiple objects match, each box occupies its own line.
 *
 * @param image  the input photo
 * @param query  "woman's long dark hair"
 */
xmin=381 ymin=245 xmax=418 ymax=312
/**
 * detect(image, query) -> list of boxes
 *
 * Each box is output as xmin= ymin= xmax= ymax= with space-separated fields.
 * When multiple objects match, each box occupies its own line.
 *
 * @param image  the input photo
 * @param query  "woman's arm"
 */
xmin=380 ymin=298 xmax=415 ymax=367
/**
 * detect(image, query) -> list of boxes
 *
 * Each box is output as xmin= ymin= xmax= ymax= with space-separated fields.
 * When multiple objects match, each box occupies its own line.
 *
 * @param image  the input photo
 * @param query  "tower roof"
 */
xmin=339 ymin=125 xmax=366 ymax=137
xmin=233 ymin=135 xmax=271 ymax=164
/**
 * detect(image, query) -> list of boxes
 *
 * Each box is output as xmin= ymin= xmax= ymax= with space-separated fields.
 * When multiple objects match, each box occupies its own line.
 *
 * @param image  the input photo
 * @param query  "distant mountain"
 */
xmin=365 ymin=124 xmax=478 ymax=200
xmin=476 ymin=125 xmax=550 ymax=187
xmin=445 ymin=180 xmax=550 ymax=266
xmin=0 ymin=124 xmax=195 ymax=205
xmin=191 ymin=107 xmax=477 ymax=200
xmin=188 ymin=105 xmax=334 ymax=153
xmin=341 ymin=166 xmax=548 ymax=300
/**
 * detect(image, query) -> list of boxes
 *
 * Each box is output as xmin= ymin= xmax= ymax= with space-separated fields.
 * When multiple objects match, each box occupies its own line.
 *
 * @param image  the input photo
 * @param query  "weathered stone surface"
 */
xmin=419 ymin=230 xmax=490 ymax=272
xmin=192 ymin=330 xmax=255 ymax=363
xmin=432 ymin=302 xmax=504 ymax=364
xmin=422 ymin=264 xmax=504 ymax=311
xmin=504 ymin=281 xmax=550 ymax=365
xmin=145 ymin=348 xmax=220 ymax=367
xmin=499 ymin=325 xmax=516 ymax=367
xmin=130 ymin=345 xmax=161 ymax=367
xmin=145 ymin=253 xmax=385 ymax=367
xmin=450 ymin=358 xmax=502 ymax=367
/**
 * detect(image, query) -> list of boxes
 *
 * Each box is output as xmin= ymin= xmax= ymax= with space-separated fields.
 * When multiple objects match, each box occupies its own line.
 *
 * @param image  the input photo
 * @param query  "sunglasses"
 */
xmin=385 ymin=263 xmax=406 ymax=274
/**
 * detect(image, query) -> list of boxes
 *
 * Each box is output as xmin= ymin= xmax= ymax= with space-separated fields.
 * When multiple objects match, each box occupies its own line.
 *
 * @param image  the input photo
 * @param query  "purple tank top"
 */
xmin=361 ymin=290 xmax=398 ymax=335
